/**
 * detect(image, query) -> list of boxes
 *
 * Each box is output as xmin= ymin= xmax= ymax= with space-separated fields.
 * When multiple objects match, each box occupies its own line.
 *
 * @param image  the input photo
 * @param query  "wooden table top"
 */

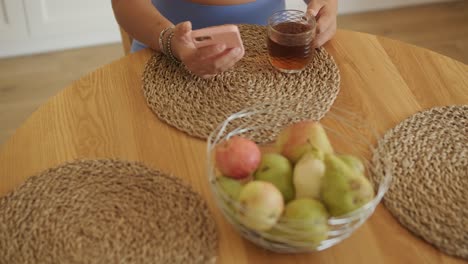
xmin=1 ymin=30 xmax=467 ymax=263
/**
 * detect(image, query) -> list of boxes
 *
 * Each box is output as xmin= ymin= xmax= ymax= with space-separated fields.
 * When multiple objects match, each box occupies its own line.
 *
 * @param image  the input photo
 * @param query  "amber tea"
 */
xmin=268 ymin=22 xmax=315 ymax=72
xmin=267 ymin=10 xmax=316 ymax=73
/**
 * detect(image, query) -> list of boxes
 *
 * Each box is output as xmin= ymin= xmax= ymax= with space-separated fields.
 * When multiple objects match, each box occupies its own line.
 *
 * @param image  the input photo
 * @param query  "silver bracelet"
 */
xmin=166 ymin=30 xmax=181 ymax=64
xmin=158 ymin=26 xmax=174 ymax=55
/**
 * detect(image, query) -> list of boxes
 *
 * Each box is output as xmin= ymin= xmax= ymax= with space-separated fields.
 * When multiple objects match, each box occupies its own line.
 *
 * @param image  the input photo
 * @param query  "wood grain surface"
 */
xmin=0 ymin=30 xmax=467 ymax=263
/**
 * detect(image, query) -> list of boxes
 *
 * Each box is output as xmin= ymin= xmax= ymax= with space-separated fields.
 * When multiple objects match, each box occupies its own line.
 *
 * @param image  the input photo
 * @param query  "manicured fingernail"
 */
xmin=233 ymin=48 xmax=241 ymax=54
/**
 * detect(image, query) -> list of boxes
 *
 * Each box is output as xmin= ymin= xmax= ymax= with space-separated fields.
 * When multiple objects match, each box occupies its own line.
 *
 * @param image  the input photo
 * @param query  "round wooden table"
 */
xmin=1 ymin=30 xmax=467 ymax=263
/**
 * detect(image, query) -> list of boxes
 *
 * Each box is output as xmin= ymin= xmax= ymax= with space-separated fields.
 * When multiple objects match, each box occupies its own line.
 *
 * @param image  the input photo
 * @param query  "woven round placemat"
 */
xmin=371 ymin=105 xmax=468 ymax=259
xmin=0 ymin=159 xmax=218 ymax=264
xmin=142 ymin=24 xmax=340 ymax=143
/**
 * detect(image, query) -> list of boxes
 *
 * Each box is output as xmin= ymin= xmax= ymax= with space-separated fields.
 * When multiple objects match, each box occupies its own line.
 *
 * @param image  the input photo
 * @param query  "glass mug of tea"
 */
xmin=267 ymin=10 xmax=317 ymax=73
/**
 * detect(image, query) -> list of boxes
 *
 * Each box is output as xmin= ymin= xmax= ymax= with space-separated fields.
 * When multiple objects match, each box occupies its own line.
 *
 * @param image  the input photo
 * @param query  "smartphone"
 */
xmin=191 ymin=24 xmax=243 ymax=50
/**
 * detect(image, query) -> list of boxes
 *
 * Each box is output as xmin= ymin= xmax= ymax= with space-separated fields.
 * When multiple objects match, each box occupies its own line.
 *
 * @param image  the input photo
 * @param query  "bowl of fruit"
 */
xmin=206 ymin=104 xmax=392 ymax=253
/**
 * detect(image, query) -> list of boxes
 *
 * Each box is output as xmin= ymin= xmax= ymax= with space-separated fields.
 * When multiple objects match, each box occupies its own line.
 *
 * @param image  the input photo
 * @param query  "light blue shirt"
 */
xmin=131 ymin=0 xmax=286 ymax=52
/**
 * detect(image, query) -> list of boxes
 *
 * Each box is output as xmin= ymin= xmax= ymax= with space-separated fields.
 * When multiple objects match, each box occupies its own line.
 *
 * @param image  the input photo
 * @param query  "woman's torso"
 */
xmin=131 ymin=0 xmax=286 ymax=52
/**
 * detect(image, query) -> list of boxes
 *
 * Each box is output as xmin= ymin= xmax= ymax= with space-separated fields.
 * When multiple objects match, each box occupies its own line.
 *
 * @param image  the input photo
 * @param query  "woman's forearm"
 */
xmin=111 ymin=0 xmax=173 ymax=51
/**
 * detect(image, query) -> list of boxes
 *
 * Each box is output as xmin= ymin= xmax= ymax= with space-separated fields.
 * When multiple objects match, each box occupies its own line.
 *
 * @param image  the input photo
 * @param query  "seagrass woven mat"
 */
xmin=142 ymin=24 xmax=340 ymax=143
xmin=370 ymin=105 xmax=468 ymax=259
xmin=0 ymin=159 xmax=218 ymax=264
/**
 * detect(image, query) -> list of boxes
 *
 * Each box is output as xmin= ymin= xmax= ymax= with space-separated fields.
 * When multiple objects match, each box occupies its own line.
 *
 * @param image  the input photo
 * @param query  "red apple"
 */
xmin=215 ymin=136 xmax=261 ymax=179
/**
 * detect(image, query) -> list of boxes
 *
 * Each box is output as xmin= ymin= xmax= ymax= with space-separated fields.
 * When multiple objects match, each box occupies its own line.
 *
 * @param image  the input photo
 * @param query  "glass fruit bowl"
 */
xmin=206 ymin=103 xmax=393 ymax=253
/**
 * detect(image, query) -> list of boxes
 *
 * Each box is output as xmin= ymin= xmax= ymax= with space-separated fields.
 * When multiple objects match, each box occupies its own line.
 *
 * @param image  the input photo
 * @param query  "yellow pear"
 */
xmin=293 ymin=151 xmax=326 ymax=200
xmin=276 ymin=121 xmax=333 ymax=163
xmin=237 ymin=181 xmax=284 ymax=231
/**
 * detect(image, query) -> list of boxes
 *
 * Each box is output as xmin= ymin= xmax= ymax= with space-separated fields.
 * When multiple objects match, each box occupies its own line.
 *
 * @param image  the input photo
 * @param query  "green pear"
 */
xmin=254 ymin=153 xmax=295 ymax=202
xmin=338 ymin=154 xmax=365 ymax=175
xmin=216 ymin=176 xmax=243 ymax=200
xmin=272 ymin=199 xmax=329 ymax=247
xmin=321 ymin=154 xmax=375 ymax=216
xmin=216 ymin=176 xmax=244 ymax=219
xmin=238 ymin=181 xmax=284 ymax=231
xmin=276 ymin=121 xmax=333 ymax=164
xmin=293 ymin=151 xmax=326 ymax=200
xmin=351 ymin=176 xmax=375 ymax=208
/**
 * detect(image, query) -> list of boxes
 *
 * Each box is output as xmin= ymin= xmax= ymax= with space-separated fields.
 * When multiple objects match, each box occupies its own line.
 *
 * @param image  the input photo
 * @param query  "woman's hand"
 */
xmin=306 ymin=0 xmax=338 ymax=48
xmin=171 ymin=21 xmax=245 ymax=79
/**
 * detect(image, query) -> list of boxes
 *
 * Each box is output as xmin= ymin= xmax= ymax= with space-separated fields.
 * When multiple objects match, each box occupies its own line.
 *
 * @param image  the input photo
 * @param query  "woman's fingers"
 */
xmin=307 ymin=0 xmax=326 ymax=16
xmin=201 ymin=74 xmax=217 ymax=79
xmin=315 ymin=6 xmax=335 ymax=34
xmin=173 ymin=21 xmax=193 ymax=46
xmin=210 ymin=47 xmax=244 ymax=73
xmin=195 ymin=44 xmax=227 ymax=60
xmin=172 ymin=22 xmax=246 ymax=77
xmin=312 ymin=20 xmax=336 ymax=48
xmin=307 ymin=0 xmax=337 ymax=48
xmin=188 ymin=46 xmax=244 ymax=76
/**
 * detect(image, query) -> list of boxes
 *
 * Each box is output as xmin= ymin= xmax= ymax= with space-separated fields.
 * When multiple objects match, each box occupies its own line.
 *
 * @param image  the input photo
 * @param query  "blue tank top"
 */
xmin=131 ymin=0 xmax=286 ymax=52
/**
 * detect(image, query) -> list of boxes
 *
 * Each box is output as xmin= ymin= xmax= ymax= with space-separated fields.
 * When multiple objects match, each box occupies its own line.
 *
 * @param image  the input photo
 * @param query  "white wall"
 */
xmin=286 ymin=0 xmax=453 ymax=14
xmin=0 ymin=0 xmax=120 ymax=58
